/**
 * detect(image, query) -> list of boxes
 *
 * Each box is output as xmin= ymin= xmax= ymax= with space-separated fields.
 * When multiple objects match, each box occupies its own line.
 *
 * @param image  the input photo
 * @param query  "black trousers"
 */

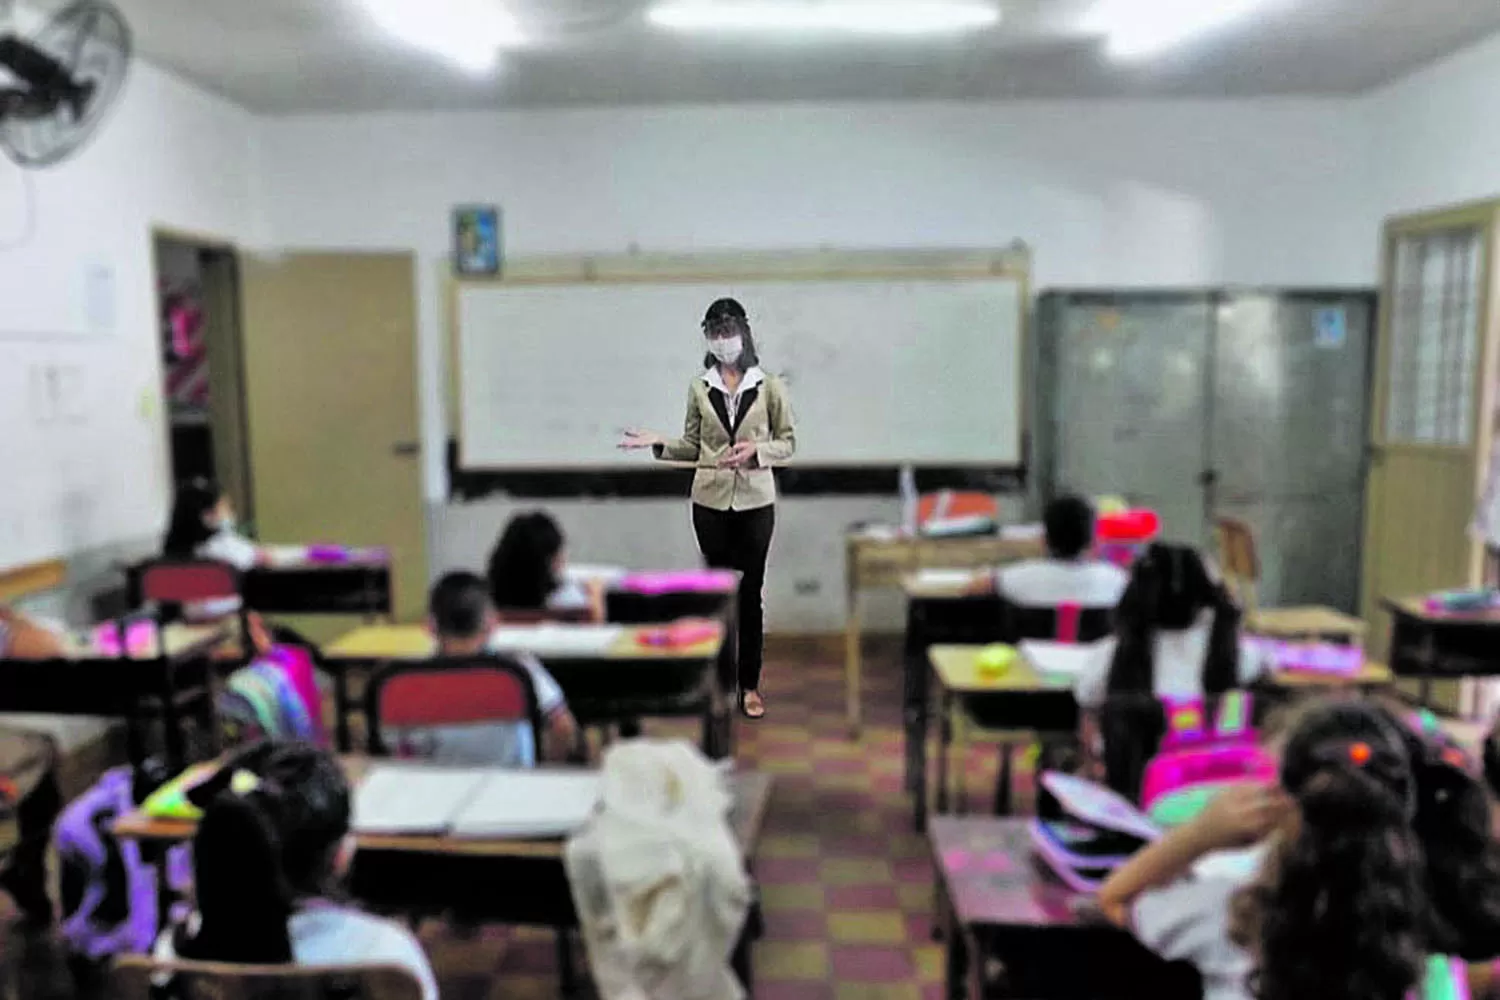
xmin=692 ymin=504 xmax=775 ymax=692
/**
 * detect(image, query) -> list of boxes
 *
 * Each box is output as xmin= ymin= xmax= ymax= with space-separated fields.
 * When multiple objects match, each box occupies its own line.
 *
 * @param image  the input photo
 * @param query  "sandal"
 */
xmin=740 ymin=690 xmax=766 ymax=720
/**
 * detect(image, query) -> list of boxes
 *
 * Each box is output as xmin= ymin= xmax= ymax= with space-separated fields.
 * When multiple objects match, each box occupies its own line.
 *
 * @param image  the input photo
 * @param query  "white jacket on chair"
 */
xmin=565 ymin=739 xmax=751 ymax=1000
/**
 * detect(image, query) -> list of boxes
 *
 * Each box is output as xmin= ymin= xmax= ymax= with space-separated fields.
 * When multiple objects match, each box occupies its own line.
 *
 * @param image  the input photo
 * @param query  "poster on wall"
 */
xmin=453 ymin=205 xmax=502 ymax=277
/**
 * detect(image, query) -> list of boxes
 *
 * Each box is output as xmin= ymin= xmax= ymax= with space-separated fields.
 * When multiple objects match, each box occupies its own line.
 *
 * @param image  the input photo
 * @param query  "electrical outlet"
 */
xmin=794 ymin=579 xmax=821 ymax=596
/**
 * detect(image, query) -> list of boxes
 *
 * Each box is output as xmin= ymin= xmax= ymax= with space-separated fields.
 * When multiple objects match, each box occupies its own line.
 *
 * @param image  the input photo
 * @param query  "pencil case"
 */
xmin=635 ymin=619 xmax=721 ymax=648
xmin=618 ymin=570 xmax=738 ymax=595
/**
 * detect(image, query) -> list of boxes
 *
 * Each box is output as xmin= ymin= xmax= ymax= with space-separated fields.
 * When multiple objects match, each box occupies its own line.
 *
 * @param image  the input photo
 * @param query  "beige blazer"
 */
xmin=655 ymin=369 xmax=797 ymax=511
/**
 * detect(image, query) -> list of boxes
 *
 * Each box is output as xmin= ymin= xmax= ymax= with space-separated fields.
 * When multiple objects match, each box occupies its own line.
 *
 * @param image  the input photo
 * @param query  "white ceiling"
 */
xmin=99 ymin=0 xmax=1500 ymax=113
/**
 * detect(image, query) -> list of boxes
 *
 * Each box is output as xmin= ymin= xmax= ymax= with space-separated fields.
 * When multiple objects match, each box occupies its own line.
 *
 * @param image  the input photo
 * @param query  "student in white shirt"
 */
xmin=486 ymin=511 xmax=605 ymax=622
xmin=989 ymin=495 xmax=1128 ymax=608
xmin=1073 ymin=542 xmax=1267 ymax=713
xmin=158 ymin=744 xmax=438 ymax=1000
xmin=402 ymin=571 xmax=579 ymax=767
xmin=163 ymin=479 xmax=262 ymax=573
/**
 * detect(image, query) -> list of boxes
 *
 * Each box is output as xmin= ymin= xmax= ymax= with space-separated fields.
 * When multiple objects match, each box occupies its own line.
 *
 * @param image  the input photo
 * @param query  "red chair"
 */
xmin=364 ymin=657 xmax=544 ymax=762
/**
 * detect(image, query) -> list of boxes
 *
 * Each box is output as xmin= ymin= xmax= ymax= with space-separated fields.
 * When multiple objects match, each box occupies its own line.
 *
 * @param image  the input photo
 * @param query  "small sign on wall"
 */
xmin=453 ymin=205 xmax=501 ymax=277
xmin=1314 ymin=307 xmax=1347 ymax=349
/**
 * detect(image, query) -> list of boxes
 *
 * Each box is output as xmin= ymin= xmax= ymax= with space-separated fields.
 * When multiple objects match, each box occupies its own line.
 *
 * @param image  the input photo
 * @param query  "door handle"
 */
xmin=392 ymin=441 xmax=420 ymax=458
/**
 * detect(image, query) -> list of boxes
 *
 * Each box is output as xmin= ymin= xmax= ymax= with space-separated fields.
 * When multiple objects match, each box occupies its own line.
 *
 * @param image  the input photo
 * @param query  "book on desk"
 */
xmin=353 ymin=764 xmax=603 ymax=839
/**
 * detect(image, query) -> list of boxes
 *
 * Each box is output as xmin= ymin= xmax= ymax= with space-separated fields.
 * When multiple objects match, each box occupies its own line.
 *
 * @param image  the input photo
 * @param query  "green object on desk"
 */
xmin=976 ymin=644 xmax=1019 ymax=678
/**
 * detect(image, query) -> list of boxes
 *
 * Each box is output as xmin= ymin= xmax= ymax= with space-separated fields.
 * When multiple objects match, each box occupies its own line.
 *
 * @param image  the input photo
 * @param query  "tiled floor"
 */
xmin=0 ymin=645 xmax=1028 ymax=999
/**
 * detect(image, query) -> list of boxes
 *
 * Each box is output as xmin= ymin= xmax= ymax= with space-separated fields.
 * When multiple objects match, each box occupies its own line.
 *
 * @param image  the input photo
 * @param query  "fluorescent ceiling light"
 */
xmin=1084 ymin=0 xmax=1272 ymax=61
xmin=647 ymin=2 xmax=1001 ymax=36
xmin=358 ymin=0 xmax=523 ymax=73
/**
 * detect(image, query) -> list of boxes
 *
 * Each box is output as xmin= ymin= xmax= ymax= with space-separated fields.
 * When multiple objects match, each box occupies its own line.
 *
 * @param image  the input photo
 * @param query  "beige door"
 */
xmin=1362 ymin=206 xmax=1498 ymax=709
xmin=240 ymin=252 xmax=427 ymax=636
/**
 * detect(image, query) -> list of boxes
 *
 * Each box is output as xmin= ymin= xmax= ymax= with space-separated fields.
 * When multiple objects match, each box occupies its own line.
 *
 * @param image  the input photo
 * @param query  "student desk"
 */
xmin=930 ymin=817 xmax=1198 ymax=1000
xmin=921 ymin=644 xmax=1395 ymax=832
xmin=1383 ymin=596 xmax=1500 ymax=702
xmin=604 ymin=573 xmax=741 ymax=701
xmin=322 ymin=624 xmax=731 ymax=758
xmin=242 ymin=549 xmax=393 ymax=618
xmin=1246 ymin=606 xmax=1366 ymax=642
xmin=114 ymin=760 xmax=774 ymax=994
xmin=0 ymin=624 xmax=227 ymax=768
xmin=846 ymin=532 xmax=1044 ymax=738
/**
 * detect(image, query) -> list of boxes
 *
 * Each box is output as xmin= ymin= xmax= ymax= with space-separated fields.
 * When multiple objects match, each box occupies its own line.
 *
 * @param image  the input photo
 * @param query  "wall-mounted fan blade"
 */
xmin=0 ymin=0 xmax=131 ymax=168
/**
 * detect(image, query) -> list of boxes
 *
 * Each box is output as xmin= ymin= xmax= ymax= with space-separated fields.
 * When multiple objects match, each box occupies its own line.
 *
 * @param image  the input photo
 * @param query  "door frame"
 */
xmin=1361 ymin=201 xmax=1500 ymax=707
xmin=149 ymin=225 xmax=256 ymax=524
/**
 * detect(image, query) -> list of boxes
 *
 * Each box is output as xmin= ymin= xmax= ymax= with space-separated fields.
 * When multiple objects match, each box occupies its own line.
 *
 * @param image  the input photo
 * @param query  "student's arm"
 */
xmin=0 ymin=608 xmax=66 ymax=659
xmin=654 ymin=385 xmax=703 ymax=463
xmin=520 ymin=656 xmax=579 ymax=761
xmin=1097 ymin=784 xmax=1289 ymax=927
xmin=754 ymin=377 xmax=797 ymax=468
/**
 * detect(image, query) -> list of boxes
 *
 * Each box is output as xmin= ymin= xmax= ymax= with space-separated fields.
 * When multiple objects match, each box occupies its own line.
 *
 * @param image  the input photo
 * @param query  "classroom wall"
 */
xmin=1364 ymin=33 xmax=1500 ymax=221
xmin=0 ymin=62 xmax=258 ymax=598
xmin=254 ymin=98 xmax=1376 ymax=631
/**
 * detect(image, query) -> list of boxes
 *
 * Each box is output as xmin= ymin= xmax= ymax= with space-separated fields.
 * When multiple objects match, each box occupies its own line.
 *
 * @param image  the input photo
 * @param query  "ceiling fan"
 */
xmin=0 ymin=0 xmax=131 ymax=168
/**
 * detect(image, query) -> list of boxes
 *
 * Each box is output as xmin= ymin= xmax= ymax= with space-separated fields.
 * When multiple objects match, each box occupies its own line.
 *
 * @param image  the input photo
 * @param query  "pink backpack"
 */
xmin=1139 ymin=692 xmax=1275 ymax=828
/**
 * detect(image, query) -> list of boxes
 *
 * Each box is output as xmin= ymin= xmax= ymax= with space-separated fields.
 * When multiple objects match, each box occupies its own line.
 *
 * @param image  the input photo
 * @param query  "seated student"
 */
xmin=163 ymin=479 xmax=263 ymax=574
xmin=0 ymin=606 xmax=65 ymax=922
xmin=487 ymin=511 xmax=604 ymax=622
xmin=984 ymin=495 xmax=1128 ymax=608
xmin=1075 ymin=542 xmax=1266 ymax=711
xmin=395 ymin=571 xmax=578 ymax=767
xmin=1096 ymin=699 xmax=1500 ymax=1000
xmin=1074 ymin=543 xmax=1267 ymax=791
xmin=158 ymin=744 xmax=437 ymax=999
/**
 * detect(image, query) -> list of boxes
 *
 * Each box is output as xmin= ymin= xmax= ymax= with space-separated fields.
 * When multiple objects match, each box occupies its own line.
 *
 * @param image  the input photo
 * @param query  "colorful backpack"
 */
xmin=218 ymin=645 xmax=326 ymax=748
xmin=56 ymin=765 xmax=183 ymax=961
xmin=1139 ymin=692 xmax=1276 ymax=828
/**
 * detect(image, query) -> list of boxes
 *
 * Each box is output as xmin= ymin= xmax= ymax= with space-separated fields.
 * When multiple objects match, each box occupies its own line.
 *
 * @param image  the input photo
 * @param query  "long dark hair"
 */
xmin=175 ymin=744 xmax=350 ymax=965
xmin=1104 ymin=543 xmax=1240 ymax=696
xmin=701 ymin=297 xmax=761 ymax=371
xmin=1233 ymin=700 xmax=1425 ymax=1000
xmin=1231 ymin=700 xmax=1500 ymax=1000
xmin=163 ymin=479 xmax=226 ymax=558
xmin=487 ymin=511 xmax=565 ymax=610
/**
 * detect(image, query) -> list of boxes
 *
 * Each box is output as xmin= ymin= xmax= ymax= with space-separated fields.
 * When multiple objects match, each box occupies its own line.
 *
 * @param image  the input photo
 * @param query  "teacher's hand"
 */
xmin=619 ymin=429 xmax=664 ymax=451
xmin=718 ymin=441 xmax=759 ymax=469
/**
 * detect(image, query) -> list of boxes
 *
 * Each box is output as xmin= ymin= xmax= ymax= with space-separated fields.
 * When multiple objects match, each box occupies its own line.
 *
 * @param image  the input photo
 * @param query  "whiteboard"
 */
xmin=457 ymin=277 xmax=1023 ymax=468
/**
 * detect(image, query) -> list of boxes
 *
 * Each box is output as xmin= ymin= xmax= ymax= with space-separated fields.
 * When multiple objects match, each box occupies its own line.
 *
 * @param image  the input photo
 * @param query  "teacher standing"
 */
xmin=620 ymin=298 xmax=797 ymax=720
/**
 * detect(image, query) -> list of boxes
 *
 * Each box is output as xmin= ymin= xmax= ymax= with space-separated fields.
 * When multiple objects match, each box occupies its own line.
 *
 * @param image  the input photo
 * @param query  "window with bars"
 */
xmin=1385 ymin=227 xmax=1485 ymax=447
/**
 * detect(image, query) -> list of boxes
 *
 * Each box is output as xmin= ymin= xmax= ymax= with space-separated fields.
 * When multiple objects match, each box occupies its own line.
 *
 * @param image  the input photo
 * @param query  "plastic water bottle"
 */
xmin=899 ymin=464 xmax=918 ymax=537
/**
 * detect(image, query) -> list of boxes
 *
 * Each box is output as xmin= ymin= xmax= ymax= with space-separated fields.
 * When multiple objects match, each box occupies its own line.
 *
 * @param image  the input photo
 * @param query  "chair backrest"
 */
xmin=1006 ymin=601 xmax=1114 ymax=645
xmin=365 ymin=656 xmax=543 ymax=758
xmin=112 ymin=955 xmax=424 ymax=1000
xmin=131 ymin=559 xmax=243 ymax=607
xmin=1213 ymin=518 xmax=1260 ymax=611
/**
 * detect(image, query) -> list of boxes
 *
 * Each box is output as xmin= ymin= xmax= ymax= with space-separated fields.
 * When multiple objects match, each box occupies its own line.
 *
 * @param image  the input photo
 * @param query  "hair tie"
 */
xmin=1349 ymin=742 xmax=1372 ymax=766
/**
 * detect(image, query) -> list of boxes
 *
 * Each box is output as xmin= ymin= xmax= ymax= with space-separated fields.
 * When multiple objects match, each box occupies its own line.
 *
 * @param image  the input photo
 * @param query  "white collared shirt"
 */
xmin=701 ymin=366 xmax=764 ymax=427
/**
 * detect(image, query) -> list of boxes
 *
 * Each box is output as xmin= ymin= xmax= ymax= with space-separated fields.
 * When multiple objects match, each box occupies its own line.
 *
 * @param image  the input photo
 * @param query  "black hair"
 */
xmin=1043 ymin=495 xmax=1095 ymax=560
xmin=487 ymin=511 xmax=565 ymax=611
xmin=1104 ymin=543 xmax=1239 ymax=697
xmin=701 ymin=297 xmax=761 ymax=371
xmin=176 ymin=744 xmax=350 ymax=966
xmin=1232 ymin=699 xmax=1426 ymax=1000
xmin=163 ymin=478 xmax=225 ymax=558
xmin=429 ymin=570 xmax=492 ymax=639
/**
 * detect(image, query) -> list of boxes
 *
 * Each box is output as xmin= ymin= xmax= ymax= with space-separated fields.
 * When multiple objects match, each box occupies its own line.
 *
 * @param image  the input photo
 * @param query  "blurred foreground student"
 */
xmin=157 ymin=744 xmax=437 ymax=998
xmin=0 ymin=606 xmax=65 ymax=922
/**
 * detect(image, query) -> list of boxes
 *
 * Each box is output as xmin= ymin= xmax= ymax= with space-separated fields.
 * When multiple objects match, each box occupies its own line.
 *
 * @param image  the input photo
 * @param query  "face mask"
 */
xmin=708 ymin=336 xmax=743 ymax=365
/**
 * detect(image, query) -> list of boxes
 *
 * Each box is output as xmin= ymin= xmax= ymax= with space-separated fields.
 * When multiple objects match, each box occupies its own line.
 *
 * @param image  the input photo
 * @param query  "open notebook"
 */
xmin=488 ymin=624 xmax=624 ymax=656
xmin=352 ymin=764 xmax=601 ymax=839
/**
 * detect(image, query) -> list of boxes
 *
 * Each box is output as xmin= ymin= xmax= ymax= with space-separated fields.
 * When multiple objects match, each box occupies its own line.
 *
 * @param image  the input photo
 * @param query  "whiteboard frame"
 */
xmin=446 ymin=247 xmax=1032 ymax=471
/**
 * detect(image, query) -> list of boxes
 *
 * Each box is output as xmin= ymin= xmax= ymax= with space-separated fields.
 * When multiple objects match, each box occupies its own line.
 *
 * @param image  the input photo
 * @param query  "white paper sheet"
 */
xmin=352 ymin=765 xmax=488 ymax=835
xmin=565 ymin=565 xmax=628 ymax=585
xmin=913 ymin=569 xmax=979 ymax=588
xmin=450 ymin=770 xmax=602 ymax=839
xmin=1019 ymin=640 xmax=1101 ymax=677
xmin=488 ymin=624 xmax=624 ymax=656
xmin=1000 ymin=522 xmax=1045 ymax=541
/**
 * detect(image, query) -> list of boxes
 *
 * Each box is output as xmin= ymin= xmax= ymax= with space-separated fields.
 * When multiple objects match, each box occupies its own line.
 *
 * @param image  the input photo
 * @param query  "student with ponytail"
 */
xmin=1095 ymin=699 xmax=1500 ymax=1000
xmin=157 ymin=744 xmax=436 ymax=997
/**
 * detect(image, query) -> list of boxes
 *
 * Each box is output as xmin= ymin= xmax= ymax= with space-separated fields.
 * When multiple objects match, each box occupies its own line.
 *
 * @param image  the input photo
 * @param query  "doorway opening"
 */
xmin=151 ymin=232 xmax=254 ymax=528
